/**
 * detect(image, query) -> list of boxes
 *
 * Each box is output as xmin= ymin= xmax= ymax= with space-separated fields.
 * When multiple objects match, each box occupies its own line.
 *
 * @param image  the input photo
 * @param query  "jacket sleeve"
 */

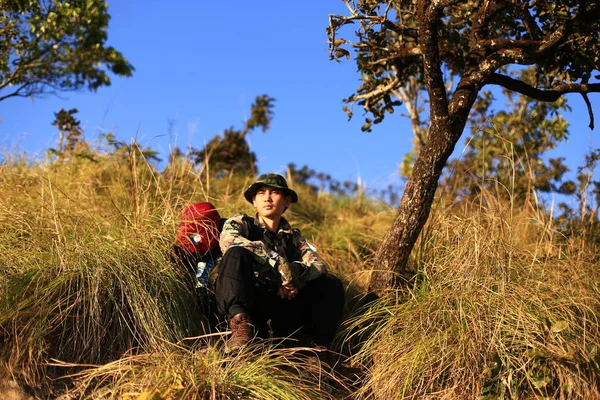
xmin=292 ymin=229 xmax=327 ymax=288
xmin=219 ymin=214 xmax=288 ymax=276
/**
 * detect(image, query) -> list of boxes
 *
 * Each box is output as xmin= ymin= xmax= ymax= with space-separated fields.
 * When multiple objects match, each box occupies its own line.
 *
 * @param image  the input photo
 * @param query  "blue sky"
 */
xmin=1 ymin=0 xmax=598 ymax=201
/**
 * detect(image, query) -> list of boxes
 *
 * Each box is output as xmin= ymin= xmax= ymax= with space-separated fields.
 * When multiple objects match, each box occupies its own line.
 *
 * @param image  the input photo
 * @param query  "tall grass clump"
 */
xmin=345 ymin=191 xmax=600 ymax=399
xmin=0 ymin=156 xmax=210 ymax=386
xmin=63 ymin=342 xmax=342 ymax=399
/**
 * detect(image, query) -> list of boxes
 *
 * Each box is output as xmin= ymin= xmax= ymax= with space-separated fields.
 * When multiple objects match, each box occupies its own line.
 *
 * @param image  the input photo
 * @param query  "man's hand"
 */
xmin=277 ymin=261 xmax=308 ymax=299
xmin=278 ymin=280 xmax=298 ymax=300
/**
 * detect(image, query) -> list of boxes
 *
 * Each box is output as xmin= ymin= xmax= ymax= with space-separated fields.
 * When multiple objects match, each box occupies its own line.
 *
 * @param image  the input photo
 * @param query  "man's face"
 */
xmin=252 ymin=185 xmax=291 ymax=219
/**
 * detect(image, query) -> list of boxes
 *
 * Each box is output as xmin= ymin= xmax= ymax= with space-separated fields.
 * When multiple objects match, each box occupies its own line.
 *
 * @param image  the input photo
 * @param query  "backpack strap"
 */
xmin=242 ymin=215 xmax=263 ymax=241
xmin=283 ymin=231 xmax=300 ymax=262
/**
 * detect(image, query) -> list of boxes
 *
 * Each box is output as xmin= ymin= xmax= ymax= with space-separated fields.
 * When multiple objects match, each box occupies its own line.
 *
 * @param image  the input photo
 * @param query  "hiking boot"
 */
xmin=225 ymin=313 xmax=254 ymax=354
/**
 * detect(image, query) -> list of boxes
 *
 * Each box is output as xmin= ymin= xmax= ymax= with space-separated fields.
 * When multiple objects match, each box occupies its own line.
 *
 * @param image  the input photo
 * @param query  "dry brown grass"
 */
xmin=343 ymin=193 xmax=600 ymax=399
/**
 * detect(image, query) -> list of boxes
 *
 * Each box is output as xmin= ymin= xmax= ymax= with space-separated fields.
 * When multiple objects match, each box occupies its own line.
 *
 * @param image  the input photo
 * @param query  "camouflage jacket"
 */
xmin=219 ymin=213 xmax=327 ymax=289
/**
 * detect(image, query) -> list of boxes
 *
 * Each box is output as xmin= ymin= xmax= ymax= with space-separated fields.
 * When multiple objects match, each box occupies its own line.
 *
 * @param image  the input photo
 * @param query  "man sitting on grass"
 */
xmin=216 ymin=173 xmax=345 ymax=353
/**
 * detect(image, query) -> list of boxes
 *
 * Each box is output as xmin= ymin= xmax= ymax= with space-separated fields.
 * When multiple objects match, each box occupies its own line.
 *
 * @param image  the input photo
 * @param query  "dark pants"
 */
xmin=215 ymin=247 xmax=345 ymax=347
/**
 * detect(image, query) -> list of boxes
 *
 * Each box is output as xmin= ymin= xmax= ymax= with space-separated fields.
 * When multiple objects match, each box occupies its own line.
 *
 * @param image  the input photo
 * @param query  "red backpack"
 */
xmin=176 ymin=202 xmax=222 ymax=255
xmin=175 ymin=202 xmax=223 ymax=288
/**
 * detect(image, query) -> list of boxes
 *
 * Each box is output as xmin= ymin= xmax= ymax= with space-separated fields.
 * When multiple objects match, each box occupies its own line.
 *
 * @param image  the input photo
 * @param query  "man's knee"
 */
xmin=307 ymin=273 xmax=345 ymax=303
xmin=219 ymin=247 xmax=254 ymax=274
xmin=328 ymin=273 xmax=344 ymax=293
xmin=217 ymin=247 xmax=254 ymax=287
xmin=323 ymin=273 xmax=344 ymax=292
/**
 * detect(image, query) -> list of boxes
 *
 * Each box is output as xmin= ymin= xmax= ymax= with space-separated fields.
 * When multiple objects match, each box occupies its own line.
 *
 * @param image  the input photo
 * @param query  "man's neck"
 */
xmin=258 ymin=215 xmax=280 ymax=232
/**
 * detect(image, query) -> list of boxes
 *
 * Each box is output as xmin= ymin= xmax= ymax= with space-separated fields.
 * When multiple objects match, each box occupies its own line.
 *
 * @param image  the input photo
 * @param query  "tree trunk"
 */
xmin=369 ymin=72 xmax=482 ymax=293
xmin=368 ymin=1 xmax=490 ymax=294
xmin=368 ymin=121 xmax=457 ymax=292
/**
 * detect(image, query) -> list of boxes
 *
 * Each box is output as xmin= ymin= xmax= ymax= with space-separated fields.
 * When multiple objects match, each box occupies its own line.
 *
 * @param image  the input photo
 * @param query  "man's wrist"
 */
xmin=289 ymin=261 xmax=307 ymax=290
xmin=277 ymin=260 xmax=293 ymax=283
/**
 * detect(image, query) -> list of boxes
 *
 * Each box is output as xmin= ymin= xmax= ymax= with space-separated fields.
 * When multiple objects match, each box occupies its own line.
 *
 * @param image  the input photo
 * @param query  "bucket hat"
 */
xmin=243 ymin=173 xmax=298 ymax=204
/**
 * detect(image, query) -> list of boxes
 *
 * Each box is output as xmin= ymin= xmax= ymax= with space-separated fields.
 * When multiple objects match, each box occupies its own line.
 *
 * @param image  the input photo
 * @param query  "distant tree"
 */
xmin=49 ymin=108 xmax=82 ymax=160
xmin=193 ymin=95 xmax=275 ymax=177
xmin=101 ymin=133 xmax=161 ymax=164
xmin=168 ymin=146 xmax=185 ymax=167
xmin=48 ymin=107 xmax=98 ymax=162
xmin=444 ymin=70 xmax=575 ymax=203
xmin=328 ymin=0 xmax=600 ymax=292
xmin=556 ymin=149 xmax=600 ymax=239
xmin=574 ymin=150 xmax=600 ymax=225
xmin=0 ymin=0 xmax=133 ymax=102
xmin=161 ymin=146 xmax=196 ymax=183
xmin=287 ymin=162 xmax=359 ymax=197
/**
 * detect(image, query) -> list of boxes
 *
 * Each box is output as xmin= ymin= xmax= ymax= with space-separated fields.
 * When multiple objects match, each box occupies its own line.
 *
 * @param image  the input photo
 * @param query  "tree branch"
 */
xmin=420 ymin=0 xmax=450 ymax=118
xmin=364 ymin=46 xmax=422 ymax=68
xmin=489 ymin=73 xmax=600 ymax=100
xmin=351 ymin=75 xmax=400 ymax=102
xmin=469 ymin=1 xmax=571 ymax=65
xmin=342 ymin=0 xmax=357 ymax=16
xmin=441 ymin=0 xmax=466 ymax=7
xmin=489 ymin=73 xmax=600 ymax=129
xmin=476 ymin=38 xmax=541 ymax=52
xmin=329 ymin=12 xmax=418 ymax=38
xmin=470 ymin=0 xmax=511 ymax=44
xmin=518 ymin=3 xmax=543 ymax=40
xmin=382 ymin=20 xmax=418 ymax=38
xmin=582 ymin=92 xmax=595 ymax=130
xmin=0 ymin=82 xmax=31 ymax=101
